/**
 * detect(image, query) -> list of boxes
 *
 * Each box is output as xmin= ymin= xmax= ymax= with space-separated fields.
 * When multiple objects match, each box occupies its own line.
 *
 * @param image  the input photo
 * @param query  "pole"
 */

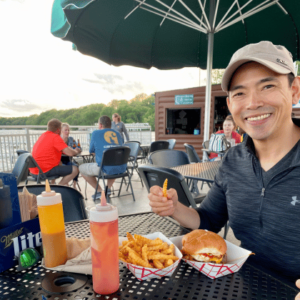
xmin=203 ymin=0 xmax=215 ymax=142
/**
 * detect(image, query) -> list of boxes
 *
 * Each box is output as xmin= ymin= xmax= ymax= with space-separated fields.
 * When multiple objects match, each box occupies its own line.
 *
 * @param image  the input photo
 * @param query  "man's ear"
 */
xmin=226 ymin=96 xmax=231 ymax=113
xmin=291 ymin=77 xmax=300 ymax=105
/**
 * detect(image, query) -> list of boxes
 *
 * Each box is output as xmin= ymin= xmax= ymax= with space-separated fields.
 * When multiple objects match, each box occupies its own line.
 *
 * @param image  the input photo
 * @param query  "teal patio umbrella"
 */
xmin=51 ymin=0 xmax=300 ymax=140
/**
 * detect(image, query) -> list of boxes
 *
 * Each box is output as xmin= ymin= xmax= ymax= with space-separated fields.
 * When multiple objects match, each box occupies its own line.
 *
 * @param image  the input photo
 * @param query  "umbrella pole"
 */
xmin=204 ymin=0 xmax=216 ymax=142
xmin=204 ymin=34 xmax=214 ymax=142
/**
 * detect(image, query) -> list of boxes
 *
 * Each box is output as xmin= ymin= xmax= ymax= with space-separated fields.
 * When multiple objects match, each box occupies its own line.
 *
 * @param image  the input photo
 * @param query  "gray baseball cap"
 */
xmin=221 ymin=41 xmax=296 ymax=92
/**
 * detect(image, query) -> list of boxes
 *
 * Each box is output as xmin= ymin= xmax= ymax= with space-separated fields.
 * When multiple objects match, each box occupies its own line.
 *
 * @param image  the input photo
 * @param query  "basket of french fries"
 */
xmin=119 ymin=232 xmax=182 ymax=280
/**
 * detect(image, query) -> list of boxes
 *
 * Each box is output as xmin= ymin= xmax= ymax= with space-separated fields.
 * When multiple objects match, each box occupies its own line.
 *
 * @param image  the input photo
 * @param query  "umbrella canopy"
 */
xmin=51 ymin=0 xmax=300 ymax=139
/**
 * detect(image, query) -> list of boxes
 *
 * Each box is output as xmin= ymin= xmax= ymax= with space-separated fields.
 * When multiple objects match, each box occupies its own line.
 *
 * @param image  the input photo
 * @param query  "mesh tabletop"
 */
xmin=172 ymin=161 xmax=221 ymax=182
xmin=0 ymin=213 xmax=298 ymax=300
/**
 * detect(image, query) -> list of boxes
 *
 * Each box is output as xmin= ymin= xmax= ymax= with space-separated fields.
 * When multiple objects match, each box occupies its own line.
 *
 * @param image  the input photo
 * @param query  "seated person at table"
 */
xmin=60 ymin=122 xmax=82 ymax=190
xmin=148 ymin=41 xmax=300 ymax=294
xmin=209 ymin=115 xmax=241 ymax=160
xmin=79 ymin=115 xmax=125 ymax=200
xmin=29 ymin=119 xmax=80 ymax=186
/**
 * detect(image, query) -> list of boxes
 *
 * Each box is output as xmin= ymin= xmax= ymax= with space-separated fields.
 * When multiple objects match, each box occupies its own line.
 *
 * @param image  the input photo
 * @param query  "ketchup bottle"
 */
xmin=89 ymin=191 xmax=119 ymax=294
xmin=37 ymin=180 xmax=67 ymax=268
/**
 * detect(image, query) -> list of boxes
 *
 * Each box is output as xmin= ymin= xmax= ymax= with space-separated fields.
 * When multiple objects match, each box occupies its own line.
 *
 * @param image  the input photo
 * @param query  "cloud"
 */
xmin=1 ymin=99 xmax=43 ymax=112
xmin=83 ymin=73 xmax=145 ymax=95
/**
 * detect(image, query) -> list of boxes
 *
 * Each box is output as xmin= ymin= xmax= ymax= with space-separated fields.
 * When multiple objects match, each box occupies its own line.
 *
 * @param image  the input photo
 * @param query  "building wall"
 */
xmin=155 ymin=85 xmax=226 ymax=158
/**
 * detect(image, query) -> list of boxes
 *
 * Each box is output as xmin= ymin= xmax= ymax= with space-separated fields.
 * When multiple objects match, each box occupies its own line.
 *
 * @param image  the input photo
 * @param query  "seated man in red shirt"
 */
xmin=29 ymin=119 xmax=80 ymax=186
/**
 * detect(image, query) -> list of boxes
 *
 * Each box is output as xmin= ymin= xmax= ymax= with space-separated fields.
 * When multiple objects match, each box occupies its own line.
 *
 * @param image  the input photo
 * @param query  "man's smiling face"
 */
xmin=227 ymin=62 xmax=297 ymax=141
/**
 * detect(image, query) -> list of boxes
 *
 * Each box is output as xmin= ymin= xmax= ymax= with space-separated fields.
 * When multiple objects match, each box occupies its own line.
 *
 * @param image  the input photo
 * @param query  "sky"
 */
xmin=0 ymin=0 xmax=207 ymax=118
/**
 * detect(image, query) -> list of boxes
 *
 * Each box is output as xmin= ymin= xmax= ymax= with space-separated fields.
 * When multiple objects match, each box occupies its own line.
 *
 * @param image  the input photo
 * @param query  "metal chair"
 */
xmin=124 ymin=142 xmax=144 ymax=187
xmin=139 ymin=165 xmax=197 ymax=208
xmin=149 ymin=141 xmax=169 ymax=154
xmin=17 ymin=185 xmax=87 ymax=222
xmin=148 ymin=150 xmax=206 ymax=204
xmin=26 ymin=155 xmax=60 ymax=184
xmin=148 ymin=150 xmax=189 ymax=168
xmin=16 ymin=150 xmax=29 ymax=157
xmin=167 ymin=139 xmax=176 ymax=150
xmin=11 ymin=153 xmax=31 ymax=185
xmin=184 ymin=143 xmax=201 ymax=163
xmin=94 ymin=146 xmax=135 ymax=202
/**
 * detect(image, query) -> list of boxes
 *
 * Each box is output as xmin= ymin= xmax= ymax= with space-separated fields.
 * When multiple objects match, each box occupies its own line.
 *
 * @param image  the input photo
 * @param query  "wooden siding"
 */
xmin=155 ymin=85 xmax=226 ymax=159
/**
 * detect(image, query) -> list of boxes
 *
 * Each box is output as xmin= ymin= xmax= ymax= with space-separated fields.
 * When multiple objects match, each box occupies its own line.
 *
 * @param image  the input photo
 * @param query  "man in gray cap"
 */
xmin=148 ymin=41 xmax=300 ymax=293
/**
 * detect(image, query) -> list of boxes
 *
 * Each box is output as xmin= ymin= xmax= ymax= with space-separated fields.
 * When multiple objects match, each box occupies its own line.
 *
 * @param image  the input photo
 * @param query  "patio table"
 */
xmin=172 ymin=160 xmax=221 ymax=185
xmin=0 ymin=212 xmax=298 ymax=300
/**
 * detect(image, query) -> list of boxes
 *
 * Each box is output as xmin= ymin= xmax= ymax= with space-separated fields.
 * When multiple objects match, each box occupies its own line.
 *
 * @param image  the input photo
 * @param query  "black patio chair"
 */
xmin=139 ymin=164 xmax=197 ymax=208
xmin=17 ymin=185 xmax=87 ymax=222
xmin=94 ymin=146 xmax=135 ymax=202
xmin=184 ymin=143 xmax=201 ymax=163
xmin=11 ymin=153 xmax=31 ymax=185
xmin=124 ymin=142 xmax=143 ymax=187
xmin=16 ymin=150 xmax=29 ymax=157
xmin=148 ymin=150 xmax=206 ymax=204
xmin=167 ymin=139 xmax=176 ymax=150
xmin=149 ymin=141 xmax=169 ymax=154
xmin=148 ymin=149 xmax=189 ymax=168
xmin=26 ymin=155 xmax=60 ymax=184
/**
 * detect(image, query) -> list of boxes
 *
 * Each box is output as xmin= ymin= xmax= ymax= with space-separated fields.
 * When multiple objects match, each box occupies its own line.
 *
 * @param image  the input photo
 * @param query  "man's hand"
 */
xmin=148 ymin=185 xmax=178 ymax=217
xmin=295 ymin=280 xmax=300 ymax=299
xmin=75 ymin=148 xmax=81 ymax=155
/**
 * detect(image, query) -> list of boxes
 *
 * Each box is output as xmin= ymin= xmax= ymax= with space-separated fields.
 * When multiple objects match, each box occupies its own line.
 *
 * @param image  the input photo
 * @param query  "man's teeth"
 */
xmin=247 ymin=114 xmax=270 ymax=121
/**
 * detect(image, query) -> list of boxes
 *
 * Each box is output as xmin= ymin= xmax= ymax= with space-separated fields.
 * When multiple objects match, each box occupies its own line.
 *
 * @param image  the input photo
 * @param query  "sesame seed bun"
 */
xmin=182 ymin=230 xmax=227 ymax=262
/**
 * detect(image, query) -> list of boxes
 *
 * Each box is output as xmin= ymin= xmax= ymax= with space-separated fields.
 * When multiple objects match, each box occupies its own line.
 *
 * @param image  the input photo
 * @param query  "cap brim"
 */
xmin=221 ymin=57 xmax=293 ymax=92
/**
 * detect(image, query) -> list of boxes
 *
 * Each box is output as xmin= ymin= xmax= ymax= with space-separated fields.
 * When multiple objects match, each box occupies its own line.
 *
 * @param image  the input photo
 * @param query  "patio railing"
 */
xmin=0 ymin=123 xmax=152 ymax=172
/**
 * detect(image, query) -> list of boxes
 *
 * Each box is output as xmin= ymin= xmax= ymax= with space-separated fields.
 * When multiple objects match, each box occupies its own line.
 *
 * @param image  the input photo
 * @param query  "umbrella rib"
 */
xmin=215 ymin=0 xmax=239 ymax=32
xmin=199 ymin=0 xmax=207 ymax=31
xmin=125 ymin=0 xmax=147 ymax=19
xmin=198 ymin=0 xmax=211 ymax=31
xmin=216 ymin=0 xmax=253 ymax=32
xmin=212 ymin=0 xmax=220 ymax=30
xmin=139 ymin=6 xmax=206 ymax=32
xmin=218 ymin=0 xmax=277 ymax=32
xmin=160 ymin=0 xmax=178 ymax=27
xmin=236 ymin=0 xmax=245 ymax=25
xmin=153 ymin=0 xmax=206 ymax=28
xmin=275 ymin=1 xmax=288 ymax=14
xmin=135 ymin=0 xmax=207 ymax=31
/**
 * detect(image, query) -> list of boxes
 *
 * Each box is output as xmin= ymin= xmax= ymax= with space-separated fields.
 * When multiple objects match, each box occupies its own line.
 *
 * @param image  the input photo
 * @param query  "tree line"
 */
xmin=0 ymin=94 xmax=156 ymax=130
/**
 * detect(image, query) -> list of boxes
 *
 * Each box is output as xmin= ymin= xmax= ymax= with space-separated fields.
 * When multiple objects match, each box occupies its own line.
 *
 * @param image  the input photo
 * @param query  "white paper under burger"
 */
xmin=170 ymin=235 xmax=252 ymax=279
xmin=119 ymin=232 xmax=182 ymax=281
xmin=37 ymin=190 xmax=62 ymax=206
xmin=89 ymin=204 xmax=118 ymax=222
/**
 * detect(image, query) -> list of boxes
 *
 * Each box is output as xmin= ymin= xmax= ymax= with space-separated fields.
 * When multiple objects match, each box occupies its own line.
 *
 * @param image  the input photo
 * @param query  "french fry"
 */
xmin=119 ymin=233 xmax=179 ymax=270
xmin=127 ymin=232 xmax=135 ymax=242
xmin=164 ymin=259 xmax=174 ymax=267
xmin=162 ymin=179 xmax=168 ymax=197
xmin=153 ymin=259 xmax=164 ymax=269
xmin=148 ymin=254 xmax=178 ymax=261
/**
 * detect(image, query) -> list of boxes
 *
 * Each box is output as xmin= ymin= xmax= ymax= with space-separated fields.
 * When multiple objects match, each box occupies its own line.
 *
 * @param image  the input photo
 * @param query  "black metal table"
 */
xmin=0 ymin=213 xmax=298 ymax=300
xmin=77 ymin=151 xmax=95 ymax=164
xmin=172 ymin=161 xmax=221 ymax=183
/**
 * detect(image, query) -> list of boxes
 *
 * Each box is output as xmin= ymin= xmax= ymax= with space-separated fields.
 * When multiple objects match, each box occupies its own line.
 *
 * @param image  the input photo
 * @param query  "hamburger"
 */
xmin=182 ymin=230 xmax=227 ymax=264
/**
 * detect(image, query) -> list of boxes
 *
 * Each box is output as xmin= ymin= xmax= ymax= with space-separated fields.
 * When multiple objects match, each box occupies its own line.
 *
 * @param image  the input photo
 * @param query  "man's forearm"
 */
xmin=171 ymin=202 xmax=200 ymax=230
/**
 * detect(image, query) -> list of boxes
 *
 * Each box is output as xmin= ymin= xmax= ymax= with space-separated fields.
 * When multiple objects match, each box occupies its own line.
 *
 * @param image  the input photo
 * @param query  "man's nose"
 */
xmin=246 ymin=92 xmax=263 ymax=110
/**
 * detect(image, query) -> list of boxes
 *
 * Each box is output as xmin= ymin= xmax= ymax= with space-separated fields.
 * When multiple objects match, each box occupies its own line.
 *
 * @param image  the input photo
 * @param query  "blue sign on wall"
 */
xmin=175 ymin=94 xmax=194 ymax=105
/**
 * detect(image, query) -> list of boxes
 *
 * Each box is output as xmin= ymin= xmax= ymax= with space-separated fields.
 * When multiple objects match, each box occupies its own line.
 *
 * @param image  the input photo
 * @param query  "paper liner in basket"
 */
xmin=119 ymin=232 xmax=182 ymax=281
xmin=170 ymin=235 xmax=252 ymax=279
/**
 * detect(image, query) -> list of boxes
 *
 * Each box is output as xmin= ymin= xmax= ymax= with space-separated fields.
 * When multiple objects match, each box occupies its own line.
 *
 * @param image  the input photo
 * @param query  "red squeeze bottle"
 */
xmin=89 ymin=192 xmax=119 ymax=294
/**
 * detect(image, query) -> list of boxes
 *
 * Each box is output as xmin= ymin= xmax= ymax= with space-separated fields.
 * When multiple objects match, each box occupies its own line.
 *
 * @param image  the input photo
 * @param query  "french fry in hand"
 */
xmin=162 ymin=179 xmax=168 ymax=197
xmin=119 ymin=232 xmax=178 ymax=269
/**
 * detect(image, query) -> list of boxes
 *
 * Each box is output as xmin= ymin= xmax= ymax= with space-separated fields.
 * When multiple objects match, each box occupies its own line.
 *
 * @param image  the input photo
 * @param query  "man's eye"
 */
xmin=233 ymin=92 xmax=243 ymax=97
xmin=263 ymin=84 xmax=274 ymax=90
